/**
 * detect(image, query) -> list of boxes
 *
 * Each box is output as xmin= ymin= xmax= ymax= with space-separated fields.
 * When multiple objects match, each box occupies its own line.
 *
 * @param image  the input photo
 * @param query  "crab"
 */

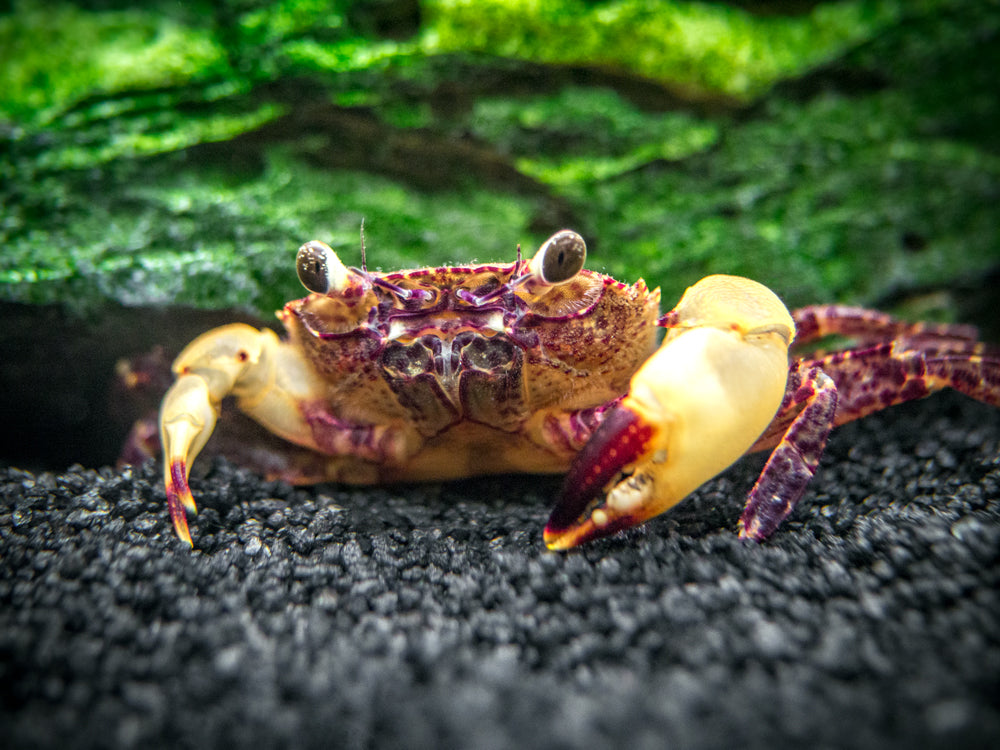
xmin=150 ymin=229 xmax=1000 ymax=549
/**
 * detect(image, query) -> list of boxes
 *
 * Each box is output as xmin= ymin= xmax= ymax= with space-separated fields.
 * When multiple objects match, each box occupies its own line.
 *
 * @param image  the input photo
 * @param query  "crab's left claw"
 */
xmin=161 ymin=374 xmax=221 ymax=546
xmin=159 ymin=323 xmax=323 ymax=546
xmin=544 ymin=275 xmax=796 ymax=550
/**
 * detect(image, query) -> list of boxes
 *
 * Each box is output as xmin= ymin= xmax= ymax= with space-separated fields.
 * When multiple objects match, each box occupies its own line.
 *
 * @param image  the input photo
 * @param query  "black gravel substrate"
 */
xmin=2 ymin=391 xmax=999 ymax=750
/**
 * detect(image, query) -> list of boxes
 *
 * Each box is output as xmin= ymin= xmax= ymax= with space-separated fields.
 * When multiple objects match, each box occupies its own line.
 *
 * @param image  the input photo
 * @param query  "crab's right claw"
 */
xmin=160 ymin=374 xmax=219 ymax=546
xmin=157 ymin=323 xmax=274 ymax=545
xmin=543 ymin=403 xmax=660 ymax=549
xmin=544 ymin=275 xmax=796 ymax=550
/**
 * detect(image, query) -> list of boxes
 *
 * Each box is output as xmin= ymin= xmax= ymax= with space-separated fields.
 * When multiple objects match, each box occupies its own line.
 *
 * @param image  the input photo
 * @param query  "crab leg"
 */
xmin=739 ymin=336 xmax=999 ymax=538
xmin=791 ymin=305 xmax=980 ymax=348
xmin=737 ymin=363 xmax=838 ymax=540
xmin=544 ymin=275 xmax=795 ymax=550
xmin=751 ymin=337 xmax=1000 ymax=454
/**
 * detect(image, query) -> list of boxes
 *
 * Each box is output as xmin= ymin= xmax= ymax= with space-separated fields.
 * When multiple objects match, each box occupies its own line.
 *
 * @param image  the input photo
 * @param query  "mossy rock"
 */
xmin=3 ymin=0 xmax=997 ymax=322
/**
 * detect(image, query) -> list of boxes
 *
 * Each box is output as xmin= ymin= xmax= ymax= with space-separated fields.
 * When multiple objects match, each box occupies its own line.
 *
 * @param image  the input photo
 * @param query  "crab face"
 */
xmin=279 ymin=231 xmax=659 ymax=482
xmin=274 ymin=231 xmax=660 ymax=483
xmin=147 ymin=230 xmax=999 ymax=549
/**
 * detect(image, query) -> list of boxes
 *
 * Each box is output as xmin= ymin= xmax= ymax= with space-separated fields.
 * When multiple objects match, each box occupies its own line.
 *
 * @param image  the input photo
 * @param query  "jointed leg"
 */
xmin=742 ymin=337 xmax=1000 ymax=540
xmin=755 ymin=325 xmax=999 ymax=455
xmin=806 ymin=339 xmax=1000 ymax=429
xmin=739 ymin=365 xmax=838 ymax=540
xmin=159 ymin=324 xmax=414 ymax=545
xmin=791 ymin=305 xmax=979 ymax=349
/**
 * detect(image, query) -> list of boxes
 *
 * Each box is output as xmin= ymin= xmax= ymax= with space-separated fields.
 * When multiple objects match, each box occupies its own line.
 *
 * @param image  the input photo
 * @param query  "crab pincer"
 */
xmin=544 ymin=275 xmax=796 ymax=550
xmin=159 ymin=321 xmax=329 ymax=545
xmin=159 ymin=324 xmax=264 ymax=546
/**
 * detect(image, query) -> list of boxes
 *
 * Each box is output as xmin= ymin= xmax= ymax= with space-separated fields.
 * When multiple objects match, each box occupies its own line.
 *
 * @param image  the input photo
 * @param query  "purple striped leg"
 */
xmin=738 ymin=364 xmax=838 ymax=540
xmin=740 ymin=305 xmax=1000 ymax=540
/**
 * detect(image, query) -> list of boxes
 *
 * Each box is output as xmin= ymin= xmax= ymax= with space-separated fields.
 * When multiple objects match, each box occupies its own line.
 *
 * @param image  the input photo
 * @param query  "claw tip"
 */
xmin=543 ymin=511 xmax=639 ymax=550
xmin=166 ymin=460 xmax=197 ymax=546
xmin=166 ymin=488 xmax=195 ymax=546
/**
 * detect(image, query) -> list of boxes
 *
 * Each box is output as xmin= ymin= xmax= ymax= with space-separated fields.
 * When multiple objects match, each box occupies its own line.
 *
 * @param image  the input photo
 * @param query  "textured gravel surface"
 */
xmin=2 ymin=392 xmax=999 ymax=750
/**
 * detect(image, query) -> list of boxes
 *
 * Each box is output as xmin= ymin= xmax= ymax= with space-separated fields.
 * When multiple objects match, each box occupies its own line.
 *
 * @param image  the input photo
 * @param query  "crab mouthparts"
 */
xmin=544 ymin=406 xmax=654 ymax=549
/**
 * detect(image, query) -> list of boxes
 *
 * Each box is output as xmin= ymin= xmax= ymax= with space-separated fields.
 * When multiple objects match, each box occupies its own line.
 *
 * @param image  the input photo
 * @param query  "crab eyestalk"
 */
xmin=544 ymin=275 xmax=795 ymax=550
xmin=296 ymin=240 xmax=372 ymax=297
xmin=512 ymin=230 xmax=588 ymax=298
xmin=528 ymin=230 xmax=587 ymax=284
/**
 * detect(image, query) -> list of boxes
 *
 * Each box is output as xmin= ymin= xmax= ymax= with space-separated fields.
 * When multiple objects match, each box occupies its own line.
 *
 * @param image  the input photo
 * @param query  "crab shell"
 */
xmin=156 ymin=231 xmax=686 ymax=545
xmin=279 ymin=257 xmax=660 ymax=481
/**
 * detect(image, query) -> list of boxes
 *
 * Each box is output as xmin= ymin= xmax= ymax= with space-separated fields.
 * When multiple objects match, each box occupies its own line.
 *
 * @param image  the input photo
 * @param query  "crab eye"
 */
xmin=296 ymin=240 xmax=349 ymax=294
xmin=530 ymin=230 xmax=587 ymax=285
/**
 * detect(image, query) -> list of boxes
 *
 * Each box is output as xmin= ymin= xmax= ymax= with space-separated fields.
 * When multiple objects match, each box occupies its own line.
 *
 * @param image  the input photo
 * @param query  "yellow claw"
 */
xmin=545 ymin=275 xmax=795 ymax=549
xmin=158 ymin=323 xmax=323 ymax=544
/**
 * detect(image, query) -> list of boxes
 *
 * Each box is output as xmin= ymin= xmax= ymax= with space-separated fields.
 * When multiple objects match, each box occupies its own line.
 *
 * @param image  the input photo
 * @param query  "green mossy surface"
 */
xmin=1 ymin=0 xmax=998 ymax=322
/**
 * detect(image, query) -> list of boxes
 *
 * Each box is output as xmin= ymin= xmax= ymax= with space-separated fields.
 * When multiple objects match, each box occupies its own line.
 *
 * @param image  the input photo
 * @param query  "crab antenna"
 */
xmin=359 ymin=218 xmax=368 ymax=273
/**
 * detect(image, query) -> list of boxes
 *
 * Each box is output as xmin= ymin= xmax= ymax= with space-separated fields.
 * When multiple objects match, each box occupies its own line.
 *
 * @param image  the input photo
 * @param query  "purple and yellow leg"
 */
xmin=753 ymin=320 xmax=999 ymax=455
xmin=806 ymin=339 xmax=1000 ymax=431
xmin=791 ymin=305 xmax=979 ymax=349
xmin=742 ymin=337 xmax=1000 ymax=540
xmin=738 ymin=365 xmax=838 ymax=540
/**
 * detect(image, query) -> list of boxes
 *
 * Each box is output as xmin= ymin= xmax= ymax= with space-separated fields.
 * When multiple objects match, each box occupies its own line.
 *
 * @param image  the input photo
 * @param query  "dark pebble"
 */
xmin=1 ymin=392 xmax=998 ymax=749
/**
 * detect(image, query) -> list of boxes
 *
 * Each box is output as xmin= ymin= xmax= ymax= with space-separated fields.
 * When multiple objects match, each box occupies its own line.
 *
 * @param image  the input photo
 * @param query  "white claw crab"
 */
xmin=123 ymin=230 xmax=999 ymax=547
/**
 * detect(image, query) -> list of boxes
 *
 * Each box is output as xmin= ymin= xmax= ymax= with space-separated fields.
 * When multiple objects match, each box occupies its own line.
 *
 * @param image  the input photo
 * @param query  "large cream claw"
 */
xmin=161 ymin=374 xmax=218 ymax=546
xmin=544 ymin=275 xmax=795 ymax=550
xmin=159 ymin=324 xmax=323 ymax=545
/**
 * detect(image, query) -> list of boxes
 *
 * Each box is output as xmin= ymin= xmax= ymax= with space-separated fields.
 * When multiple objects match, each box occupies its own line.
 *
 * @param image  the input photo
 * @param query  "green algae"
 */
xmin=0 ymin=148 xmax=537 ymax=316
xmin=1 ymin=0 xmax=997 ymax=325
xmin=469 ymin=87 xmax=721 ymax=186
xmin=569 ymin=92 xmax=1000 ymax=309
xmin=32 ymin=101 xmax=287 ymax=172
xmin=0 ymin=2 xmax=231 ymax=126
xmin=423 ymin=0 xmax=905 ymax=101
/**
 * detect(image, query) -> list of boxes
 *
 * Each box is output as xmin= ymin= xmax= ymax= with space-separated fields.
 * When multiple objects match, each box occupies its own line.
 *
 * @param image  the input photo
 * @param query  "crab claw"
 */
xmin=157 ymin=322 xmax=335 ymax=545
xmin=160 ymin=373 xmax=220 ymax=546
xmin=165 ymin=459 xmax=197 ymax=546
xmin=544 ymin=405 xmax=658 ymax=548
xmin=544 ymin=275 xmax=795 ymax=550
